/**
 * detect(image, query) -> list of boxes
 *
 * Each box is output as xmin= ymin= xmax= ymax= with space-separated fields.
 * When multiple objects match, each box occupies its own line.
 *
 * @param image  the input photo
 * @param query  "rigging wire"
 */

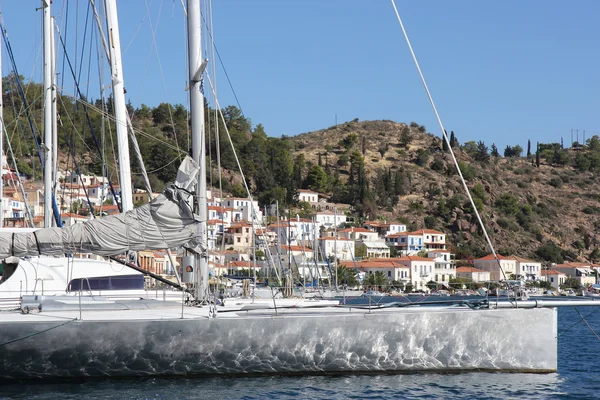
xmin=389 ymin=0 xmax=508 ymax=283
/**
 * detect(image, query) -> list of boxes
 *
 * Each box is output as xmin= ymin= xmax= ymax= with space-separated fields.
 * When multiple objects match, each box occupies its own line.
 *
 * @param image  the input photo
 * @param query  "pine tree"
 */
xmin=490 ymin=143 xmax=499 ymax=158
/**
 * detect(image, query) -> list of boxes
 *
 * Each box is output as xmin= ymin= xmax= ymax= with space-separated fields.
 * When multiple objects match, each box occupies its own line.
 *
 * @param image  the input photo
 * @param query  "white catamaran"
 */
xmin=0 ymin=0 xmax=590 ymax=380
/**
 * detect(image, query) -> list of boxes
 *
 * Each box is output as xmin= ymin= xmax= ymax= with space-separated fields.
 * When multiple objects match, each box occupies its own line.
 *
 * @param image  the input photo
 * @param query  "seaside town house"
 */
xmin=268 ymin=217 xmax=317 ymax=248
xmin=224 ymin=221 xmax=254 ymax=251
xmin=456 ymin=266 xmax=491 ymax=283
xmin=510 ymin=256 xmax=542 ymax=281
xmin=313 ymin=210 xmax=347 ymax=229
xmin=393 ymin=256 xmax=436 ymax=291
xmin=541 ymin=270 xmax=567 ymax=291
xmin=318 ymin=236 xmax=355 ymax=262
xmin=386 ymin=231 xmax=424 ymax=255
xmin=138 ymin=250 xmax=174 ymax=276
xmin=208 ymin=206 xmax=233 ymax=225
xmin=428 ymin=250 xmax=456 ymax=285
xmin=1 ymin=195 xmax=26 ymax=223
xmin=552 ymin=262 xmax=595 ymax=287
xmin=222 ymin=197 xmax=263 ymax=223
xmin=297 ymin=189 xmax=319 ymax=203
xmin=421 ymin=229 xmax=447 ymax=251
xmin=271 ymin=244 xmax=307 ymax=271
xmin=344 ymin=259 xmax=410 ymax=285
xmin=473 ymin=254 xmax=517 ymax=281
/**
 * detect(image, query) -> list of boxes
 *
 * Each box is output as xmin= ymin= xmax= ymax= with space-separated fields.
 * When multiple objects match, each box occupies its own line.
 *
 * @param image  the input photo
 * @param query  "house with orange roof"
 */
xmin=541 ymin=270 xmax=568 ymax=291
xmin=385 ymin=231 xmax=424 ymax=255
xmin=206 ymin=219 xmax=227 ymax=250
xmin=364 ymin=221 xmax=407 ymax=237
xmin=552 ymin=262 xmax=595 ymax=287
xmin=208 ymin=205 xmax=233 ymax=225
xmin=60 ymin=213 xmax=92 ymax=226
xmin=473 ymin=254 xmax=517 ymax=281
xmin=456 ymin=266 xmax=490 ymax=283
xmin=226 ymin=260 xmax=261 ymax=275
xmin=138 ymin=250 xmax=176 ymax=276
xmin=268 ymin=244 xmax=311 ymax=273
xmin=420 ymin=229 xmax=447 ymax=251
xmin=392 ymin=256 xmax=436 ymax=291
xmin=341 ymin=260 xmax=410 ymax=284
xmin=224 ymin=221 xmax=254 ymax=251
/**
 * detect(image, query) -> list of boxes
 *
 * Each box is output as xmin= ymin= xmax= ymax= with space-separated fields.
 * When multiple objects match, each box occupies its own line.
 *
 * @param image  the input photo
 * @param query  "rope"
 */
xmin=0 ymin=318 xmax=77 ymax=348
xmin=389 ymin=0 xmax=508 ymax=282
xmin=559 ymin=306 xmax=600 ymax=337
xmin=572 ymin=307 xmax=600 ymax=341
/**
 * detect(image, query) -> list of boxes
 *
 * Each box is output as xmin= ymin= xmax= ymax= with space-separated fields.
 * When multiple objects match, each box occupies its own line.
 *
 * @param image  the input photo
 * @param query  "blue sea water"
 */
xmin=1 ymin=306 xmax=599 ymax=400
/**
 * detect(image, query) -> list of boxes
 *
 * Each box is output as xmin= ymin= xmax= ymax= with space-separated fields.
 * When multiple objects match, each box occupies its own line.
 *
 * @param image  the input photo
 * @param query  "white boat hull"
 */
xmin=0 ymin=305 xmax=557 ymax=379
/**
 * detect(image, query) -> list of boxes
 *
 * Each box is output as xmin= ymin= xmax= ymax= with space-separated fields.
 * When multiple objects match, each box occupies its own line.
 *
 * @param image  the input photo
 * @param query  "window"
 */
xmin=388 ymin=271 xmax=391 ymax=277
xmin=237 ymin=238 xmax=241 ymax=243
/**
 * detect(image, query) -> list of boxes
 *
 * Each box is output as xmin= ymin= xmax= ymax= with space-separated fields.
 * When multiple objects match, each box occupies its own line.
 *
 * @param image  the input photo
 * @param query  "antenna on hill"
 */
xmin=571 ymin=129 xmax=573 ymax=146
xmin=335 ymin=113 xmax=338 ymax=127
xmin=583 ymin=130 xmax=586 ymax=144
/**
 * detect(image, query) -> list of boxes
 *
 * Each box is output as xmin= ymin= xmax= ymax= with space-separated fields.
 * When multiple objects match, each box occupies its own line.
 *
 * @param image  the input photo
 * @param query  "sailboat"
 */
xmin=0 ymin=0 xmax=169 ymax=308
xmin=0 ymin=0 xmax=573 ymax=380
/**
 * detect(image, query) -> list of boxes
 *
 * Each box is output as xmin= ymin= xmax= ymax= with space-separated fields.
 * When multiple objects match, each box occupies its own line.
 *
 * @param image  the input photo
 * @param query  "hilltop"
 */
xmin=285 ymin=119 xmax=600 ymax=264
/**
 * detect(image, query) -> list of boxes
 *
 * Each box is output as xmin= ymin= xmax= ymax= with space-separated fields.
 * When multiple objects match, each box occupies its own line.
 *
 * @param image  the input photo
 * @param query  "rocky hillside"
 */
xmin=287 ymin=119 xmax=600 ymax=264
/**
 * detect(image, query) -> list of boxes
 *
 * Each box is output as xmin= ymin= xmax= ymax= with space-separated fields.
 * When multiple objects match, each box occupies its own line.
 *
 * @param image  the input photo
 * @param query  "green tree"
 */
xmin=304 ymin=165 xmax=328 ymax=193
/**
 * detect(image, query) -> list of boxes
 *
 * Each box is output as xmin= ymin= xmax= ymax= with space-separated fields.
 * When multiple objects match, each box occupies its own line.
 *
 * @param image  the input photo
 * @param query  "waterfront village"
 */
xmin=1 ymin=163 xmax=597 ymax=295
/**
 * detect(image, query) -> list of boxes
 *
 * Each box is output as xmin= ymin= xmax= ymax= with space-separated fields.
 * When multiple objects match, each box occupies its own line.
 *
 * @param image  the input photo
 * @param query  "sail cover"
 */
xmin=0 ymin=157 xmax=204 ymax=258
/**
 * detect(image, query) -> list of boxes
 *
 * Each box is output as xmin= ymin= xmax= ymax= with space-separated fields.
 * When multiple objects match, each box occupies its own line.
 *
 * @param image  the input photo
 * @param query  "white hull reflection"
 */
xmin=0 ymin=299 xmax=557 ymax=379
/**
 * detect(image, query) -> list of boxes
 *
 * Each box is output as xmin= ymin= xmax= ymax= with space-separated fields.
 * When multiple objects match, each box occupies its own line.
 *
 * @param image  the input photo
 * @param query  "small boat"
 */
xmin=582 ymin=284 xmax=600 ymax=298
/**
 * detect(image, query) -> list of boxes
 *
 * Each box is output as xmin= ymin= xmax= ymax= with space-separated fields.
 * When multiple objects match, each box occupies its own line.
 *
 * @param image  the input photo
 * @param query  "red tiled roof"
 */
xmin=542 ymin=270 xmax=565 ymax=275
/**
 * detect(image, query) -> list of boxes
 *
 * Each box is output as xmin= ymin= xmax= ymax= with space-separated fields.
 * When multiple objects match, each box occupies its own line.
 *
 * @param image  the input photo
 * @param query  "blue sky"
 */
xmin=0 ymin=1 xmax=599 ymax=152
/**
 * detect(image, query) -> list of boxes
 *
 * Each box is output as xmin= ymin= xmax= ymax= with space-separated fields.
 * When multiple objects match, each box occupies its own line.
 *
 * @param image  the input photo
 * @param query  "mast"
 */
xmin=104 ymin=0 xmax=133 ymax=212
xmin=42 ymin=0 xmax=53 ymax=227
xmin=50 ymin=16 xmax=58 ymax=207
xmin=187 ymin=0 xmax=208 ymax=300
xmin=0 ymin=22 xmax=3 ymax=227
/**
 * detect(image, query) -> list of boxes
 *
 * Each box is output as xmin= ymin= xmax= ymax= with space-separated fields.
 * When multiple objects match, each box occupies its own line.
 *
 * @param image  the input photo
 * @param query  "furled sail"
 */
xmin=0 ymin=157 xmax=203 ymax=258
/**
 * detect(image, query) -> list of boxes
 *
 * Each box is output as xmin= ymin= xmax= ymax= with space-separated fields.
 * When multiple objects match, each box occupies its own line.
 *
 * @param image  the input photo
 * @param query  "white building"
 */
xmin=319 ymin=237 xmax=355 ymax=262
xmin=510 ymin=256 xmax=542 ymax=281
xmin=541 ymin=269 xmax=567 ymax=291
xmin=428 ymin=250 xmax=455 ymax=285
xmin=297 ymin=189 xmax=319 ymax=203
xmin=313 ymin=210 xmax=346 ymax=229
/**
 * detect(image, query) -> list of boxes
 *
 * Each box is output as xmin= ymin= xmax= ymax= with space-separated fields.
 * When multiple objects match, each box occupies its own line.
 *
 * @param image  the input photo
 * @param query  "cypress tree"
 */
xmin=442 ymin=130 xmax=449 ymax=151
xmin=527 ymin=140 xmax=531 ymax=157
